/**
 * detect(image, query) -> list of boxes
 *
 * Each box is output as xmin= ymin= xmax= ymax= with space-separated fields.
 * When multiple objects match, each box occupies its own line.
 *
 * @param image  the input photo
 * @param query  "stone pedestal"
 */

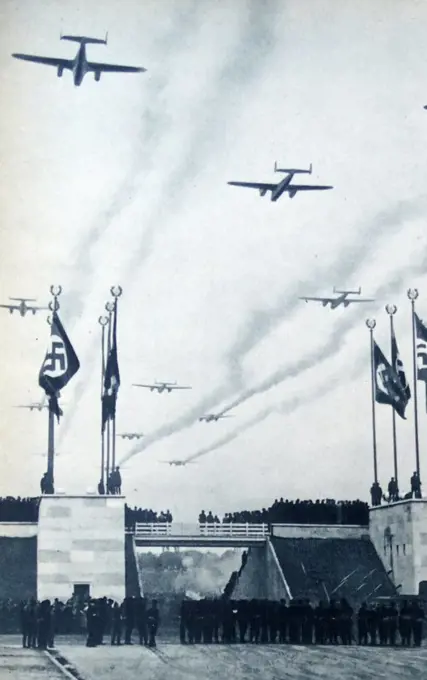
xmin=37 ymin=494 xmax=125 ymax=602
xmin=369 ymin=499 xmax=427 ymax=595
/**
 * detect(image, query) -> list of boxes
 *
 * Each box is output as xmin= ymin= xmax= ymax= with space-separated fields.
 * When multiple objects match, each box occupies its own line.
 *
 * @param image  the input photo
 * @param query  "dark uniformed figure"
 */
xmin=111 ymin=602 xmax=122 ymax=645
xmin=357 ymin=602 xmax=369 ymax=645
xmin=37 ymin=600 xmax=51 ymax=649
xmin=314 ymin=601 xmax=327 ymax=645
xmin=388 ymin=477 xmax=399 ymax=503
xmin=85 ymin=600 xmax=99 ymax=647
xmin=410 ymin=472 xmax=422 ymax=499
xmin=147 ymin=599 xmax=159 ymax=647
xmin=123 ymin=597 xmax=135 ymax=644
xmin=411 ymin=600 xmax=424 ymax=646
xmin=370 ymin=482 xmax=383 ymax=507
xmin=399 ymin=600 xmax=411 ymax=646
xmin=135 ymin=597 xmax=148 ymax=646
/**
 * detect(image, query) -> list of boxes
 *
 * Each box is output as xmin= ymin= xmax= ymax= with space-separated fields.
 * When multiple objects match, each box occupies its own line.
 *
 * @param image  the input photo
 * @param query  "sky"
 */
xmin=2 ymin=0 xmax=427 ymax=522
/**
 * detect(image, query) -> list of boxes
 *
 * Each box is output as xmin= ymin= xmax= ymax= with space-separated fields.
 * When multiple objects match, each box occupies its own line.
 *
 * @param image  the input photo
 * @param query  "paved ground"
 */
xmin=58 ymin=642 xmax=427 ymax=680
xmin=1 ymin=638 xmax=426 ymax=680
xmin=0 ymin=644 xmax=65 ymax=680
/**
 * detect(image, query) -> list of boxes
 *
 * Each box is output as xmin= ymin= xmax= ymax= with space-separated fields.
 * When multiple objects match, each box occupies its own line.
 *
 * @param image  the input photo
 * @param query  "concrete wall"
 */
xmin=37 ymin=495 xmax=125 ymax=602
xmin=0 ymin=523 xmax=37 ymax=538
xmin=232 ymin=541 xmax=290 ymax=601
xmin=272 ymin=524 xmax=368 ymax=540
xmin=369 ymin=499 xmax=427 ymax=594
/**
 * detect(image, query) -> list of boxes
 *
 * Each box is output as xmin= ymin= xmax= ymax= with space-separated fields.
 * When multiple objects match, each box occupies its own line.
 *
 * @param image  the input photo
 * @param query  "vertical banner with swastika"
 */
xmin=374 ymin=340 xmax=410 ymax=420
xmin=102 ymin=300 xmax=120 ymax=432
xmin=39 ymin=311 xmax=80 ymax=421
xmin=414 ymin=313 xmax=427 ymax=412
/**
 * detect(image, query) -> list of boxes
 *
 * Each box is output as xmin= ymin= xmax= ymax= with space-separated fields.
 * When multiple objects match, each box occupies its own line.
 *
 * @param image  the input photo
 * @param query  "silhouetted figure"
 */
xmin=388 ymin=477 xmax=399 ymax=503
xmin=147 ymin=600 xmax=159 ymax=647
xmin=98 ymin=479 xmax=105 ymax=495
xmin=410 ymin=471 xmax=422 ymax=499
xmin=111 ymin=602 xmax=122 ymax=645
xmin=370 ymin=482 xmax=382 ymax=507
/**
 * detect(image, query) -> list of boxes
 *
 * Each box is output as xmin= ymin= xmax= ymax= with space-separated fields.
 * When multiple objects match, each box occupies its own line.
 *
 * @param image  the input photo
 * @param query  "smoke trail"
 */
xmin=61 ymin=0 xmax=282 ymax=439
xmin=220 ymin=247 xmax=427 ymax=415
xmin=222 ymin=194 xmax=427 ymax=391
xmin=120 ymin=209 xmax=427 ymax=464
xmin=185 ymin=353 xmax=369 ymax=463
xmin=62 ymin=1 xmax=203 ymax=321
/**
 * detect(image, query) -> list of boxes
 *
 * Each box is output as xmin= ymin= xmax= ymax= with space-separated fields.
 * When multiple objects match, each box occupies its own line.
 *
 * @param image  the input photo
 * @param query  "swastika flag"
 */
xmin=374 ymin=340 xmax=409 ymax=420
xmin=39 ymin=312 xmax=80 ymax=420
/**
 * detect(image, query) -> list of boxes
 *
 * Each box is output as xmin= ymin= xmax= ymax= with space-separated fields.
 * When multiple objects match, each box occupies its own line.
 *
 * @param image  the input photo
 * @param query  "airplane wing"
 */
xmin=0 ymin=304 xmax=18 ymax=310
xmin=26 ymin=305 xmax=49 ymax=312
xmin=87 ymin=61 xmax=146 ymax=74
xmin=228 ymin=181 xmax=277 ymax=191
xmin=12 ymin=54 xmax=74 ymax=70
xmin=288 ymin=184 xmax=333 ymax=192
xmin=299 ymin=296 xmax=332 ymax=303
xmin=343 ymin=299 xmax=375 ymax=304
xmin=170 ymin=386 xmax=192 ymax=390
xmin=132 ymin=383 xmax=156 ymax=389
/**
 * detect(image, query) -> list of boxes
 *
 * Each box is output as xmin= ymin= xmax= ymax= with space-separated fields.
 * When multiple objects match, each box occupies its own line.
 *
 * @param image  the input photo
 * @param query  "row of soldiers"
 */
xmin=19 ymin=596 xmax=161 ymax=648
xmin=85 ymin=596 xmax=160 ymax=647
xmin=179 ymin=598 xmax=425 ymax=646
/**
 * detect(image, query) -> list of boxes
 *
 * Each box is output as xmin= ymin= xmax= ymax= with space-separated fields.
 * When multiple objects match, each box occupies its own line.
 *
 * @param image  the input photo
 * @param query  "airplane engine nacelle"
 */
xmin=344 ymin=301 xmax=350 ymax=307
xmin=259 ymin=189 xmax=267 ymax=197
xmin=9 ymin=309 xmax=13 ymax=314
xmin=57 ymin=66 xmax=63 ymax=77
xmin=94 ymin=71 xmax=101 ymax=82
xmin=322 ymin=300 xmax=328 ymax=307
xmin=289 ymin=190 xmax=297 ymax=199
xmin=32 ymin=310 xmax=36 ymax=315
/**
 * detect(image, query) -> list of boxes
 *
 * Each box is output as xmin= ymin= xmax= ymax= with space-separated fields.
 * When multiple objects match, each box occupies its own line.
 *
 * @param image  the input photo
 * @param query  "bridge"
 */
xmin=132 ymin=522 xmax=270 ymax=547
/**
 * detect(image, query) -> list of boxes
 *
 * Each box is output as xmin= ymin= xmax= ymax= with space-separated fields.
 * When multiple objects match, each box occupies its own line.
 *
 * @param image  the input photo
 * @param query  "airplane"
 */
xmin=0 ymin=297 xmax=49 ymax=317
xmin=117 ymin=432 xmax=144 ymax=440
xmin=15 ymin=402 xmax=48 ymax=411
xmin=133 ymin=381 xmax=192 ymax=393
xmin=12 ymin=34 xmax=146 ymax=87
xmin=199 ymin=413 xmax=234 ymax=422
xmin=160 ymin=460 xmax=197 ymax=467
xmin=299 ymin=287 xmax=375 ymax=309
xmin=227 ymin=162 xmax=333 ymax=201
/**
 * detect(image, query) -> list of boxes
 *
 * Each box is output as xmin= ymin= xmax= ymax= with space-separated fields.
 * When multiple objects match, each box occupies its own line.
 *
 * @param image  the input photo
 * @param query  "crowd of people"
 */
xmin=17 ymin=596 xmax=160 ymax=649
xmin=199 ymin=499 xmax=370 ymax=526
xmin=0 ymin=497 xmax=39 ymax=523
xmin=125 ymin=505 xmax=173 ymax=530
xmin=4 ymin=593 xmax=426 ymax=648
xmin=178 ymin=597 xmax=425 ymax=647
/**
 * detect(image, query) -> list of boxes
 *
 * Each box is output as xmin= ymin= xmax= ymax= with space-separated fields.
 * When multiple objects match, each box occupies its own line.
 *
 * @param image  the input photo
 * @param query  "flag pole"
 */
xmin=98 ymin=315 xmax=109 ymax=491
xmin=407 ymin=288 xmax=421 ymax=482
xmin=110 ymin=286 xmax=123 ymax=474
xmin=105 ymin=301 xmax=115 ymax=493
xmin=386 ymin=304 xmax=399 ymax=492
xmin=366 ymin=319 xmax=378 ymax=485
xmin=46 ymin=285 xmax=62 ymax=493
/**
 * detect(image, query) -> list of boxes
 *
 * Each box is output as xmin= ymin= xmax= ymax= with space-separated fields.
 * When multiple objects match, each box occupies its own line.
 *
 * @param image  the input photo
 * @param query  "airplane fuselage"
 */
xmin=271 ymin=175 xmax=293 ymax=201
xmin=71 ymin=44 xmax=87 ymax=86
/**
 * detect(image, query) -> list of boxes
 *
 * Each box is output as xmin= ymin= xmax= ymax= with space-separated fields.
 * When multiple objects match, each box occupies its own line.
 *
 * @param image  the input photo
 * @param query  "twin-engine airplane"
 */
xmin=199 ymin=412 xmax=234 ymax=422
xmin=228 ymin=162 xmax=333 ymax=201
xmin=0 ymin=297 xmax=49 ymax=316
xmin=133 ymin=381 xmax=192 ymax=393
xmin=117 ymin=432 xmax=144 ymax=440
xmin=15 ymin=402 xmax=48 ymax=411
xmin=161 ymin=460 xmax=197 ymax=467
xmin=299 ymin=287 xmax=375 ymax=309
xmin=12 ymin=34 xmax=146 ymax=87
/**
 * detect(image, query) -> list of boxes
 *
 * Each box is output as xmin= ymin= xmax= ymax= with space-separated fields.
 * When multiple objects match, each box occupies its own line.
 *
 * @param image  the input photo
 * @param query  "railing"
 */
xmin=133 ymin=522 xmax=269 ymax=538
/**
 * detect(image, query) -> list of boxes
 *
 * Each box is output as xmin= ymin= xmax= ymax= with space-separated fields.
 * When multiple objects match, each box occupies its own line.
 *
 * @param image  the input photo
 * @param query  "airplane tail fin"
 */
xmin=60 ymin=34 xmax=108 ymax=46
xmin=274 ymin=161 xmax=312 ymax=175
xmin=333 ymin=286 xmax=361 ymax=295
